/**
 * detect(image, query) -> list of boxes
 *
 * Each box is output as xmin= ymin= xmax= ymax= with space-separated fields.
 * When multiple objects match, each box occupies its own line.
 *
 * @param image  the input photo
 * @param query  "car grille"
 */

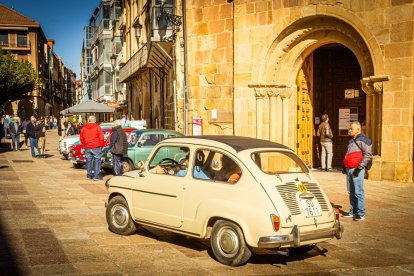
xmin=276 ymin=182 xmax=329 ymax=216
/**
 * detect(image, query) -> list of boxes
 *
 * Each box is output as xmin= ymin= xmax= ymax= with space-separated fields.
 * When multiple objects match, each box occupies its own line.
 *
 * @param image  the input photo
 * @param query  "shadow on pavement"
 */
xmin=0 ymin=213 xmax=22 ymax=275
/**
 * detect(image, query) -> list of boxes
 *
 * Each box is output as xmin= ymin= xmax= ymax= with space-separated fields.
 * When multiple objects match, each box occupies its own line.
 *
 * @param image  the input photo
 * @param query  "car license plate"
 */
xmin=300 ymin=198 xmax=322 ymax=217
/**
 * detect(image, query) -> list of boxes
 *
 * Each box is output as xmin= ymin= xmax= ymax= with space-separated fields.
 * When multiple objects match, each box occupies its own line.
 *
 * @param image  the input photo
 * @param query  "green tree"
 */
xmin=0 ymin=49 xmax=39 ymax=112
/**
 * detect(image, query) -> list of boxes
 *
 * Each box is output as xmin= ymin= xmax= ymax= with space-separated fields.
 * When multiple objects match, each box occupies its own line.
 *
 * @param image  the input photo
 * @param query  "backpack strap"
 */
xmin=352 ymin=138 xmax=363 ymax=153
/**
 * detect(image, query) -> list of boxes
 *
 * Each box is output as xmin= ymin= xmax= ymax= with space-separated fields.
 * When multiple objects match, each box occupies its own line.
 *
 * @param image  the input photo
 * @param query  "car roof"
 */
xmin=164 ymin=135 xmax=291 ymax=152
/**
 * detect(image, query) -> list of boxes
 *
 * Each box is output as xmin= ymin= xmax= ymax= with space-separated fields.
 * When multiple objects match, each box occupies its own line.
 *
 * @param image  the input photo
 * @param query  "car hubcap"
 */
xmin=111 ymin=204 xmax=129 ymax=228
xmin=217 ymin=226 xmax=239 ymax=258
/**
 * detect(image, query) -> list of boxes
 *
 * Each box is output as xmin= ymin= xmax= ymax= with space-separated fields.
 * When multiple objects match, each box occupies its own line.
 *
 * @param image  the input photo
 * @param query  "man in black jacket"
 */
xmin=109 ymin=120 xmax=128 ymax=175
xmin=8 ymin=117 xmax=21 ymax=151
xmin=26 ymin=116 xmax=41 ymax=157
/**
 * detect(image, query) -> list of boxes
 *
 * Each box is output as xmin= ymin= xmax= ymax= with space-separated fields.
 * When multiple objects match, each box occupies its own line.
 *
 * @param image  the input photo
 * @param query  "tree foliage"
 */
xmin=0 ymin=49 xmax=39 ymax=110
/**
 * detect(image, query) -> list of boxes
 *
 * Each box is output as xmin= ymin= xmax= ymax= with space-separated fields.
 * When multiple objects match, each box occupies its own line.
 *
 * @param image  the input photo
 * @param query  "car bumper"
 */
xmin=257 ymin=220 xmax=343 ymax=248
xmin=70 ymin=157 xmax=86 ymax=164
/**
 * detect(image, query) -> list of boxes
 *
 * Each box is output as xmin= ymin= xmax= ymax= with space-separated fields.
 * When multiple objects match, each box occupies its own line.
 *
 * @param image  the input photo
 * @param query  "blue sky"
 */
xmin=0 ymin=0 xmax=100 ymax=77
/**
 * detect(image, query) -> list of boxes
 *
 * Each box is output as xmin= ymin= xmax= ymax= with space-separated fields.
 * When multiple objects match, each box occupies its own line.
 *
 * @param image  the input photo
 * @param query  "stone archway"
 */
xmin=250 ymin=15 xmax=383 ymax=155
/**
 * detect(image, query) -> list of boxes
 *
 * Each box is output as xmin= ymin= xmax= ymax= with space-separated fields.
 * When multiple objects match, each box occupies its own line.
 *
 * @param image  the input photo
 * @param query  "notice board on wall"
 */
xmin=339 ymin=107 xmax=358 ymax=136
xmin=192 ymin=117 xmax=202 ymax=136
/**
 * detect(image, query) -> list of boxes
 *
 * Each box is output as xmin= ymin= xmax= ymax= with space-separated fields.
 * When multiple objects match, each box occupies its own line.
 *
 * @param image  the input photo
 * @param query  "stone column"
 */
xmin=267 ymin=89 xmax=280 ymax=142
xmin=276 ymin=95 xmax=283 ymax=143
xmin=373 ymin=82 xmax=383 ymax=155
xmin=361 ymin=81 xmax=383 ymax=156
xmin=361 ymin=85 xmax=374 ymax=142
xmin=254 ymin=88 xmax=267 ymax=139
xmin=280 ymin=86 xmax=294 ymax=146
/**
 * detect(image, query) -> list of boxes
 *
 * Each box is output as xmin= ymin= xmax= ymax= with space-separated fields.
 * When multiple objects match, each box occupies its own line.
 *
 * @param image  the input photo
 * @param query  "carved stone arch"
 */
xmin=257 ymin=16 xmax=377 ymax=85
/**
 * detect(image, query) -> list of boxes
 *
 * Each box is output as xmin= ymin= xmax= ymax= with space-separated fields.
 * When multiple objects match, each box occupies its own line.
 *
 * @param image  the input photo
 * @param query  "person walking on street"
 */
xmin=22 ymin=117 xmax=30 ymax=148
xmin=3 ymin=114 xmax=10 ymax=139
xmin=8 ymin=118 xmax=21 ymax=151
xmin=80 ymin=115 xmax=104 ymax=181
xmin=66 ymin=121 xmax=76 ymax=136
xmin=36 ymin=119 xmax=47 ymax=158
xmin=317 ymin=114 xmax=334 ymax=171
xmin=109 ymin=120 xmax=128 ymax=176
xmin=26 ymin=116 xmax=41 ymax=157
xmin=58 ymin=116 xmax=67 ymax=141
xmin=342 ymin=121 xmax=372 ymax=221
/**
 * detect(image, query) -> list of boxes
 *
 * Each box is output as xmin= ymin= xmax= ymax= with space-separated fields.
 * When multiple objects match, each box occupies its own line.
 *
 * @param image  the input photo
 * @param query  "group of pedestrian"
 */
xmin=316 ymin=113 xmax=372 ymax=222
xmin=80 ymin=115 xmax=128 ymax=181
xmin=26 ymin=116 xmax=47 ymax=158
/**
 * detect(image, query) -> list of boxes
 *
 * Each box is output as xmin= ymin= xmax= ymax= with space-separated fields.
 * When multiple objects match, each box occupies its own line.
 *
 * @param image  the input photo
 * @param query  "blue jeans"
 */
xmin=346 ymin=168 xmax=366 ymax=216
xmin=85 ymin=148 xmax=102 ymax=179
xmin=112 ymin=153 xmax=123 ymax=176
xmin=11 ymin=134 xmax=21 ymax=151
xmin=29 ymin=137 xmax=40 ymax=157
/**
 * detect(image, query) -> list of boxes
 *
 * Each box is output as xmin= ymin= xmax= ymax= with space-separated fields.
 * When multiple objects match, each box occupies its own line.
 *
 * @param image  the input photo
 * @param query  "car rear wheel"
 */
xmin=73 ymin=163 xmax=83 ymax=169
xmin=106 ymin=195 xmax=136 ymax=235
xmin=122 ymin=159 xmax=133 ymax=172
xmin=211 ymin=220 xmax=252 ymax=266
xmin=63 ymin=154 xmax=68 ymax=159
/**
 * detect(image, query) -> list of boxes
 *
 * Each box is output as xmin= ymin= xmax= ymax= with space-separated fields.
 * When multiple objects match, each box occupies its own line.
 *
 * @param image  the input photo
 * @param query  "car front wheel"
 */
xmin=211 ymin=220 xmax=252 ymax=266
xmin=106 ymin=195 xmax=136 ymax=235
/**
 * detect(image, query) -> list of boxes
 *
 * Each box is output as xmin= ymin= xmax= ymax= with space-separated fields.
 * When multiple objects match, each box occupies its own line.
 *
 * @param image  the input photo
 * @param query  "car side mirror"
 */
xmin=137 ymin=160 xmax=144 ymax=170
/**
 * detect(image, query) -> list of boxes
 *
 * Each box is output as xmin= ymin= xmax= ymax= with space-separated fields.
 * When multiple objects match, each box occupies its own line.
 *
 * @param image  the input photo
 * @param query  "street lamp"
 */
xmin=159 ymin=0 xmax=182 ymax=42
xmin=133 ymin=21 xmax=142 ymax=39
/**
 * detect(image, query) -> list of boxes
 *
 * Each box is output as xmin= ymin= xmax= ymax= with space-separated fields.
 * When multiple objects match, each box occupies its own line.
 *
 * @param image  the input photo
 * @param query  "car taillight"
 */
xmin=335 ymin=208 xmax=340 ymax=220
xmin=270 ymin=214 xmax=280 ymax=231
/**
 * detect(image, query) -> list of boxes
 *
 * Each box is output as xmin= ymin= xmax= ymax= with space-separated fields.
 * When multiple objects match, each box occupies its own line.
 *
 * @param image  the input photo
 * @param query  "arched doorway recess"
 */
xmin=250 ymin=16 xmax=384 ymax=166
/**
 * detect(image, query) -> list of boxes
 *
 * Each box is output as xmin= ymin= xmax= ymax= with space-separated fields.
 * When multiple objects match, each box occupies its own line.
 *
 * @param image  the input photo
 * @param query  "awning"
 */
xmin=60 ymin=100 xmax=115 ymax=114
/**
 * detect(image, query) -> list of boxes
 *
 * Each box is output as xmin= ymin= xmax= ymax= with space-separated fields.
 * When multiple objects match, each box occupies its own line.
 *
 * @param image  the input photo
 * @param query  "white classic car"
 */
xmin=58 ymin=135 xmax=80 ymax=159
xmin=105 ymin=136 xmax=343 ymax=266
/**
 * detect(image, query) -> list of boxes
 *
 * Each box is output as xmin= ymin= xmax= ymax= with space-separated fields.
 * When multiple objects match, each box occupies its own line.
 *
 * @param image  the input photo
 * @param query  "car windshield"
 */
xmin=251 ymin=151 xmax=308 ymax=174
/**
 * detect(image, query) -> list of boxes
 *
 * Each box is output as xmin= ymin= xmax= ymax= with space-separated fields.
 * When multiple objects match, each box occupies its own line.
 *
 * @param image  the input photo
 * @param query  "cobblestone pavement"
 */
xmin=0 ymin=129 xmax=413 ymax=275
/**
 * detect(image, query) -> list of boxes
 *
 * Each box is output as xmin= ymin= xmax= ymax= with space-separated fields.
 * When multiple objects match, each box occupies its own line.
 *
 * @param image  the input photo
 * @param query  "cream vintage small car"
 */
xmin=105 ymin=136 xmax=343 ymax=266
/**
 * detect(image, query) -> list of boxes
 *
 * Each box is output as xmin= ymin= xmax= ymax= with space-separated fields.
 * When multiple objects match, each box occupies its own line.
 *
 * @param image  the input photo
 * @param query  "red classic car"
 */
xmin=68 ymin=127 xmax=136 ymax=169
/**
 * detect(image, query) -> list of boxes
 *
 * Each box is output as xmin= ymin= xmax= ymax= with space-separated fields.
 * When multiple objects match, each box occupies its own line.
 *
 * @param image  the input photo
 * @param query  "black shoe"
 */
xmin=354 ymin=215 xmax=366 ymax=221
xmin=341 ymin=212 xmax=354 ymax=218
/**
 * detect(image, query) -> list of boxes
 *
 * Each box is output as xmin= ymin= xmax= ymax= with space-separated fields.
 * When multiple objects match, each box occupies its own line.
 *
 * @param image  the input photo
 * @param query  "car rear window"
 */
xmin=251 ymin=151 xmax=308 ymax=174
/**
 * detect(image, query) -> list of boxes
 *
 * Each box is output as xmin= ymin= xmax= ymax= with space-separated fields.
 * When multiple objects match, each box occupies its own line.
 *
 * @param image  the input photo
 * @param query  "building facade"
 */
xmin=183 ymin=0 xmax=414 ymax=182
xmin=0 ymin=4 xmax=76 ymax=118
xmin=117 ymin=0 xmax=181 ymax=129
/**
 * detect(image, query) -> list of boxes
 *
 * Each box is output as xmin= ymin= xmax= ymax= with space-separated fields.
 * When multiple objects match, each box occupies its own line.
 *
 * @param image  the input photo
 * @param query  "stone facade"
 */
xmin=184 ymin=0 xmax=414 ymax=182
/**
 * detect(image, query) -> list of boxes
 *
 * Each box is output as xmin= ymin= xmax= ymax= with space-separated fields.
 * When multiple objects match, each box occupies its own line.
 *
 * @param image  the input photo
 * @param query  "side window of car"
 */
xmin=141 ymin=134 xmax=161 ymax=146
xmin=148 ymin=146 xmax=190 ymax=177
xmin=193 ymin=150 xmax=241 ymax=184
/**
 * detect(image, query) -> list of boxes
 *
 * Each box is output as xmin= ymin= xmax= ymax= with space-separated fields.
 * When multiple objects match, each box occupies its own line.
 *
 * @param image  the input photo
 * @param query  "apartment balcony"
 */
xmin=0 ymin=40 xmax=30 ymax=51
xmin=118 ymin=42 xmax=173 ymax=83
xmin=118 ymin=43 xmax=148 ymax=83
